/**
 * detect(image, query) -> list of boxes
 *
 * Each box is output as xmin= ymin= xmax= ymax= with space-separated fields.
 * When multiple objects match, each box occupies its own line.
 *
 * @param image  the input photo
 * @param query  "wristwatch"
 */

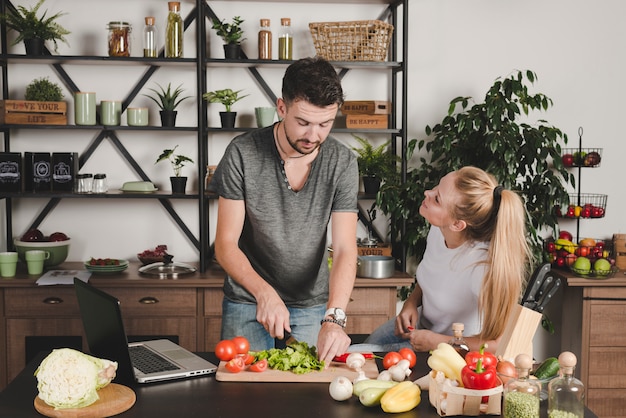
xmin=321 ymin=307 xmax=347 ymax=328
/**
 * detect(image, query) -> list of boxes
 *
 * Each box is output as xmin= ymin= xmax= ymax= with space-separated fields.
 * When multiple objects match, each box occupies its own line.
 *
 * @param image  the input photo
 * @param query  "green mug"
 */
xmin=25 ymin=250 xmax=50 ymax=275
xmin=0 ymin=251 xmax=18 ymax=278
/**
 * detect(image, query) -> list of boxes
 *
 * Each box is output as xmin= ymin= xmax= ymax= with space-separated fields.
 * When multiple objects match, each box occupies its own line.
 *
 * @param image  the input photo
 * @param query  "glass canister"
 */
xmin=93 ymin=173 xmax=108 ymax=194
xmin=503 ymin=353 xmax=540 ymax=418
xmin=165 ymin=2 xmax=183 ymax=58
xmin=107 ymin=21 xmax=132 ymax=57
xmin=278 ymin=18 xmax=292 ymax=60
xmin=548 ymin=351 xmax=585 ymax=418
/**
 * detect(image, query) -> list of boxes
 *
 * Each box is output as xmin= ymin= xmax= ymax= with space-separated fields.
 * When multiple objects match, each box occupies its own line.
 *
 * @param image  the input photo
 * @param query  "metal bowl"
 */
xmin=356 ymin=255 xmax=396 ymax=279
xmin=138 ymin=262 xmax=197 ymax=279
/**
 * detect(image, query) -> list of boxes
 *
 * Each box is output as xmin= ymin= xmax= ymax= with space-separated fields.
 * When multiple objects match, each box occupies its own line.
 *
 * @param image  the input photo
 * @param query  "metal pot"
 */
xmin=356 ymin=255 xmax=396 ymax=279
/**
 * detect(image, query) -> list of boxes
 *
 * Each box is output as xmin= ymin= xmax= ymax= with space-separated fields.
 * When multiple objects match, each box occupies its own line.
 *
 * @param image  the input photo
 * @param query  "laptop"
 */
xmin=74 ymin=278 xmax=217 ymax=384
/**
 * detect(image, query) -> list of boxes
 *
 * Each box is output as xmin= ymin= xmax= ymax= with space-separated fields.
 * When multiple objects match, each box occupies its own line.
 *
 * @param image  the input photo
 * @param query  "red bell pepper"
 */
xmin=332 ymin=352 xmax=375 ymax=363
xmin=461 ymin=358 xmax=499 ymax=390
xmin=465 ymin=343 xmax=497 ymax=369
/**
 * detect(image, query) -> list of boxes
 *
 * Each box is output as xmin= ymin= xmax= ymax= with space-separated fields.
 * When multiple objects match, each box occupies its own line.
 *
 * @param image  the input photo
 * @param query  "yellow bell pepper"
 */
xmin=427 ymin=342 xmax=467 ymax=385
xmin=380 ymin=381 xmax=421 ymax=413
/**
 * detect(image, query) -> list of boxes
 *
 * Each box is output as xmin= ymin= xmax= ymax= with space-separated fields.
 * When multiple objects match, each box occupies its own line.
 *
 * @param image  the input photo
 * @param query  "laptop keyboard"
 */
xmin=129 ymin=345 xmax=181 ymax=374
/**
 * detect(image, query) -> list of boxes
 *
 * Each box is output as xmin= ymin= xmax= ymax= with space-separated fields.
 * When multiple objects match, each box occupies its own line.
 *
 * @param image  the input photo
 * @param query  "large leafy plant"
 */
xmin=378 ymin=70 xmax=575 ymax=266
xmin=203 ymin=88 xmax=248 ymax=112
xmin=144 ymin=82 xmax=191 ymax=112
xmin=0 ymin=0 xmax=70 ymax=51
xmin=351 ymin=135 xmax=398 ymax=178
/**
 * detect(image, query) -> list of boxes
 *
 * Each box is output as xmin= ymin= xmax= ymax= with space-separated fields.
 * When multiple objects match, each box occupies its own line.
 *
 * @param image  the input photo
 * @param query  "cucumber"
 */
xmin=534 ymin=357 xmax=559 ymax=379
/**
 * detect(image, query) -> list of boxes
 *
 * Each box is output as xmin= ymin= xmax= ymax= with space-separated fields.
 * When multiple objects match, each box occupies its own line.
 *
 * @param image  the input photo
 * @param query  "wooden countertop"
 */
xmin=554 ymin=267 xmax=626 ymax=287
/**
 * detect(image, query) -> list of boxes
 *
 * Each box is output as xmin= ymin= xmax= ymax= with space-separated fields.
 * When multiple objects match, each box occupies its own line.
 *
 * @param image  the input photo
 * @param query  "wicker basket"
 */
xmin=308 ymin=20 xmax=394 ymax=62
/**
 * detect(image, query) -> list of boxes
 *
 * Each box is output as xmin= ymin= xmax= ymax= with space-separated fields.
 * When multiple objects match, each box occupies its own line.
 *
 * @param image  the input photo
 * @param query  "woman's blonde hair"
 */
xmin=452 ymin=166 xmax=532 ymax=341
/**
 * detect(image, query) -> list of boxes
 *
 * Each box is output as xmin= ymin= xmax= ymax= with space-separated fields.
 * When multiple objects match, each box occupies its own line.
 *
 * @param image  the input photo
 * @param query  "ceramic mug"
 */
xmin=0 ymin=251 xmax=18 ymax=278
xmin=255 ymin=107 xmax=276 ymax=128
xmin=101 ymin=100 xmax=122 ymax=125
xmin=25 ymin=250 xmax=50 ymax=275
xmin=127 ymin=107 xmax=149 ymax=126
xmin=75 ymin=92 xmax=97 ymax=125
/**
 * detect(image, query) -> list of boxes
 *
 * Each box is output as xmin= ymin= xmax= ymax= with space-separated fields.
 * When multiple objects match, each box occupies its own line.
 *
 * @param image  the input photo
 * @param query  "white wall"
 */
xmin=2 ymin=0 xmax=624 ymax=265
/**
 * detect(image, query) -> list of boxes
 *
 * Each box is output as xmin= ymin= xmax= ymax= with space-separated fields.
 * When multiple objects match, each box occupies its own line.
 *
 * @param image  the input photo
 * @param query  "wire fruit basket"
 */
xmin=308 ymin=20 xmax=394 ymax=62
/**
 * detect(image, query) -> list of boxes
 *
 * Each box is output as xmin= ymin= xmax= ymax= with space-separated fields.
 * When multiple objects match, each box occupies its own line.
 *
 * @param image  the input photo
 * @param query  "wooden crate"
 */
xmin=357 ymin=244 xmax=392 ymax=257
xmin=345 ymin=114 xmax=388 ymax=129
xmin=0 ymin=100 xmax=67 ymax=125
xmin=613 ymin=234 xmax=626 ymax=270
xmin=341 ymin=100 xmax=390 ymax=115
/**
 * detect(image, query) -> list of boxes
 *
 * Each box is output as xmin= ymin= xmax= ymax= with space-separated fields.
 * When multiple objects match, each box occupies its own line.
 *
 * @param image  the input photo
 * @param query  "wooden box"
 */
xmin=428 ymin=372 xmax=503 ymax=416
xmin=341 ymin=100 xmax=391 ymax=115
xmin=345 ymin=114 xmax=388 ymax=129
xmin=0 ymin=100 xmax=67 ymax=125
xmin=495 ymin=304 xmax=542 ymax=361
xmin=357 ymin=244 xmax=392 ymax=257
xmin=613 ymin=234 xmax=626 ymax=270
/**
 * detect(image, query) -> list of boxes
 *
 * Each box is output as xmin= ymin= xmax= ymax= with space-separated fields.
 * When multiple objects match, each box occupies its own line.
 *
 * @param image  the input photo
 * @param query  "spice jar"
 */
xmin=93 ymin=173 xmax=108 ymax=194
xmin=503 ymin=353 xmax=540 ymax=418
xmin=76 ymin=173 xmax=93 ymax=194
xmin=107 ymin=21 xmax=132 ymax=57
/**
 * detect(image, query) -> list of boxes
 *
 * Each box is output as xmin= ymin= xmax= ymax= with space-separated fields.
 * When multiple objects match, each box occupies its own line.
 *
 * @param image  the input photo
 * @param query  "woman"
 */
xmin=352 ymin=166 xmax=532 ymax=353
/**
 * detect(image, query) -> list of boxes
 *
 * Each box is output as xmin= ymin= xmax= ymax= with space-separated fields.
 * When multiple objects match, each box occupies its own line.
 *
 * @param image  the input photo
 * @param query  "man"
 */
xmin=210 ymin=56 xmax=358 ymax=364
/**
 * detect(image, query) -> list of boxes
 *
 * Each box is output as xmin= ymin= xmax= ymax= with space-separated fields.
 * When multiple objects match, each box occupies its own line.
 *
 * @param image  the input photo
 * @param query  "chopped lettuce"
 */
xmin=254 ymin=341 xmax=325 ymax=374
xmin=34 ymin=348 xmax=118 ymax=409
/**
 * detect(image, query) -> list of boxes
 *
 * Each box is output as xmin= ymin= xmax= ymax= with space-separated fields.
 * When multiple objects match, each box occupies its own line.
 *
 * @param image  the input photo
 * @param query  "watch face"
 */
xmin=332 ymin=308 xmax=346 ymax=320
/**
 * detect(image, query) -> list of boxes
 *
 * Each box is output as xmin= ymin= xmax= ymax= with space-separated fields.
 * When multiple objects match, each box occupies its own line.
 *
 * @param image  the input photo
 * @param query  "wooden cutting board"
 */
xmin=216 ymin=358 xmax=379 ymax=382
xmin=34 ymin=383 xmax=135 ymax=418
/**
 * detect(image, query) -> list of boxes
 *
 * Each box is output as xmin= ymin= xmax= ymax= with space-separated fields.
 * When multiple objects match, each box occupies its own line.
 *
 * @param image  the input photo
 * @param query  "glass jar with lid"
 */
xmin=107 ymin=21 xmax=132 ymax=57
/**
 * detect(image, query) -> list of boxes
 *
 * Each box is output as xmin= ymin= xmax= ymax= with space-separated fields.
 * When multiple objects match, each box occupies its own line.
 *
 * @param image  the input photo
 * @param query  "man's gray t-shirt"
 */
xmin=210 ymin=125 xmax=359 ymax=308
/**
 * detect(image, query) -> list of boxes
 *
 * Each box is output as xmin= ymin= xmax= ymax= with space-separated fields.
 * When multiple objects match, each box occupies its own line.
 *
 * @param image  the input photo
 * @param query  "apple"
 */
xmin=555 ymin=257 xmax=566 ymax=267
xmin=572 ymin=256 xmax=591 ymax=274
xmin=578 ymin=238 xmax=596 ymax=248
xmin=49 ymin=232 xmax=69 ymax=242
xmin=21 ymin=228 xmax=44 ymax=242
xmin=583 ymin=151 xmax=601 ymax=167
xmin=594 ymin=258 xmax=611 ymax=275
xmin=581 ymin=207 xmax=591 ymax=218
xmin=561 ymin=153 xmax=574 ymax=167
xmin=565 ymin=253 xmax=577 ymax=267
xmin=546 ymin=241 xmax=556 ymax=253
xmin=559 ymin=230 xmax=573 ymax=241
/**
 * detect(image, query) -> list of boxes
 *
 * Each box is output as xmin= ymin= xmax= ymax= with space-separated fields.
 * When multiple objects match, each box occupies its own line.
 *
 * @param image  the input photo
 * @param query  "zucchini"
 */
xmin=534 ymin=357 xmax=559 ymax=379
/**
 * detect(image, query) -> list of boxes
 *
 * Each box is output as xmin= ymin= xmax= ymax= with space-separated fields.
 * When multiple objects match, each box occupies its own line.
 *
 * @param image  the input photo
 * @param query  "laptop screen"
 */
xmin=74 ymin=278 xmax=136 ymax=384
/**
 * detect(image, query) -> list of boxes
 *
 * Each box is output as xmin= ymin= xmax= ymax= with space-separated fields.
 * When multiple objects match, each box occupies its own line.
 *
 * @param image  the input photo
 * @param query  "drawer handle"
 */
xmin=139 ymin=297 xmax=159 ymax=304
xmin=43 ymin=297 xmax=63 ymax=305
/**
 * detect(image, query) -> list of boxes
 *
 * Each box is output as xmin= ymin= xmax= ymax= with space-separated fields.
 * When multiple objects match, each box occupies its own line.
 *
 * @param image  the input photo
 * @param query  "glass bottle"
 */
xmin=548 ymin=351 xmax=585 ymax=418
xmin=143 ymin=16 xmax=157 ymax=58
xmin=258 ymin=19 xmax=272 ymax=60
xmin=447 ymin=322 xmax=470 ymax=358
xmin=165 ymin=1 xmax=183 ymax=58
xmin=278 ymin=18 xmax=292 ymax=60
xmin=107 ymin=21 xmax=131 ymax=57
xmin=504 ymin=353 xmax=540 ymax=418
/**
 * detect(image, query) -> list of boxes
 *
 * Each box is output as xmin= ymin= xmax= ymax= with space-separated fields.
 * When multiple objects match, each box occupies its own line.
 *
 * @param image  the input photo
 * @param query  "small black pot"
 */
xmin=362 ymin=176 xmax=381 ymax=194
xmin=170 ymin=176 xmax=187 ymax=194
xmin=24 ymin=38 xmax=45 ymax=55
xmin=223 ymin=43 xmax=242 ymax=59
xmin=219 ymin=112 xmax=237 ymax=128
xmin=160 ymin=110 xmax=178 ymax=127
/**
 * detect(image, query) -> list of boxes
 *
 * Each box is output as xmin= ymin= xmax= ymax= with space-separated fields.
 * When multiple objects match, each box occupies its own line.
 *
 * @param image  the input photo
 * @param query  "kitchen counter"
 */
xmin=0 ymin=351 xmax=598 ymax=418
xmin=0 ymin=262 xmax=414 ymax=389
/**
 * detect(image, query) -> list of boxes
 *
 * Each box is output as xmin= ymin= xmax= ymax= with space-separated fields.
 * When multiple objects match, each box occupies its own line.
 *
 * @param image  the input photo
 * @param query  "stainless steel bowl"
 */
xmin=356 ymin=255 xmax=396 ymax=279
xmin=138 ymin=262 xmax=197 ymax=279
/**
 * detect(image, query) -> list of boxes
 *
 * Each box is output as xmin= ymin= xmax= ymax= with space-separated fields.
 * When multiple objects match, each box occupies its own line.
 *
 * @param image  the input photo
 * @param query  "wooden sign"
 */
xmin=0 ymin=100 xmax=67 ymax=125
xmin=345 ymin=114 xmax=388 ymax=129
xmin=341 ymin=100 xmax=391 ymax=115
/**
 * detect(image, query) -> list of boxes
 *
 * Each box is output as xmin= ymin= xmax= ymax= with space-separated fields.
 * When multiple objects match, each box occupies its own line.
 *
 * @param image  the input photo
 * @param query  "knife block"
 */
xmin=495 ymin=304 xmax=542 ymax=361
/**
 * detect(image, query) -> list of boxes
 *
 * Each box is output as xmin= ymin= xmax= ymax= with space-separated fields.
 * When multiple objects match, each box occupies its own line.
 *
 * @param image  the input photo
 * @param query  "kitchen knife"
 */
xmin=522 ymin=263 xmax=551 ymax=309
xmin=535 ymin=277 xmax=561 ymax=313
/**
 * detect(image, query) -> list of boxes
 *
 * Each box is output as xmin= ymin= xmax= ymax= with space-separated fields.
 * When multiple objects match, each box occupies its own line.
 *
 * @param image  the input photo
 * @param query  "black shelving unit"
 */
xmin=0 ymin=0 xmax=409 ymax=272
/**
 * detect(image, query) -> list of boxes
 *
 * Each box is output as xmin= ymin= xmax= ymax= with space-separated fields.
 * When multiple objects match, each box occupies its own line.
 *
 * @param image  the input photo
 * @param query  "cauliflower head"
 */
xmin=35 ymin=348 xmax=118 ymax=409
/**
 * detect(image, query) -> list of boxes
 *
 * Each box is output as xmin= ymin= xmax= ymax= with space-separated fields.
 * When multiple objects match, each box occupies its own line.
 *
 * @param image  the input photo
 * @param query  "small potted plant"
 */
xmin=0 ymin=0 xmax=70 ymax=55
xmin=144 ymin=82 xmax=191 ymax=127
xmin=155 ymin=145 xmax=194 ymax=194
xmin=25 ymin=77 xmax=64 ymax=101
xmin=211 ymin=16 xmax=245 ymax=59
xmin=351 ymin=135 xmax=398 ymax=194
xmin=203 ymin=88 xmax=248 ymax=128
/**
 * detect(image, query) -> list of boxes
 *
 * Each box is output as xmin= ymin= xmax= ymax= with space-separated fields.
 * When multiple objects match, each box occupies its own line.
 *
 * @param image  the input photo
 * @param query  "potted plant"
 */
xmin=203 ymin=88 xmax=248 ymax=128
xmin=25 ymin=77 xmax=63 ymax=101
xmin=377 ymin=70 xmax=575 ymax=272
xmin=155 ymin=145 xmax=194 ymax=194
xmin=351 ymin=135 xmax=398 ymax=194
xmin=211 ymin=16 xmax=245 ymax=59
xmin=144 ymin=82 xmax=191 ymax=127
xmin=0 ymin=0 xmax=70 ymax=55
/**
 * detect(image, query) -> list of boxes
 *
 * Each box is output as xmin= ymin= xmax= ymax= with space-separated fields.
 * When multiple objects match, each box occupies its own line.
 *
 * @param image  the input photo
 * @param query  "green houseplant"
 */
xmin=351 ymin=135 xmax=398 ymax=194
xmin=377 ymin=70 xmax=575 ymax=270
xmin=156 ymin=145 xmax=194 ymax=194
xmin=0 ymin=0 xmax=70 ymax=54
xmin=144 ymin=82 xmax=191 ymax=127
xmin=203 ymin=88 xmax=248 ymax=128
xmin=211 ymin=16 xmax=245 ymax=59
xmin=24 ymin=77 xmax=64 ymax=101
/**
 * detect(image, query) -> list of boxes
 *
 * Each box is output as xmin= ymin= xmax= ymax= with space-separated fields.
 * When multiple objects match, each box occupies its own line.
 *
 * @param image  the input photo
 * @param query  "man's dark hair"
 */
xmin=282 ymin=56 xmax=344 ymax=107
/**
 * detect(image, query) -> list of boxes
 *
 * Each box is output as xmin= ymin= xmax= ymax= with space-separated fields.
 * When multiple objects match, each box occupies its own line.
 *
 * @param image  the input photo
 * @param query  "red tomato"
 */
xmin=241 ymin=353 xmax=255 ymax=365
xmin=215 ymin=339 xmax=237 ymax=362
xmin=249 ymin=359 xmax=268 ymax=373
xmin=225 ymin=356 xmax=246 ymax=373
xmin=398 ymin=347 xmax=417 ymax=368
xmin=231 ymin=336 xmax=250 ymax=355
xmin=382 ymin=351 xmax=403 ymax=369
